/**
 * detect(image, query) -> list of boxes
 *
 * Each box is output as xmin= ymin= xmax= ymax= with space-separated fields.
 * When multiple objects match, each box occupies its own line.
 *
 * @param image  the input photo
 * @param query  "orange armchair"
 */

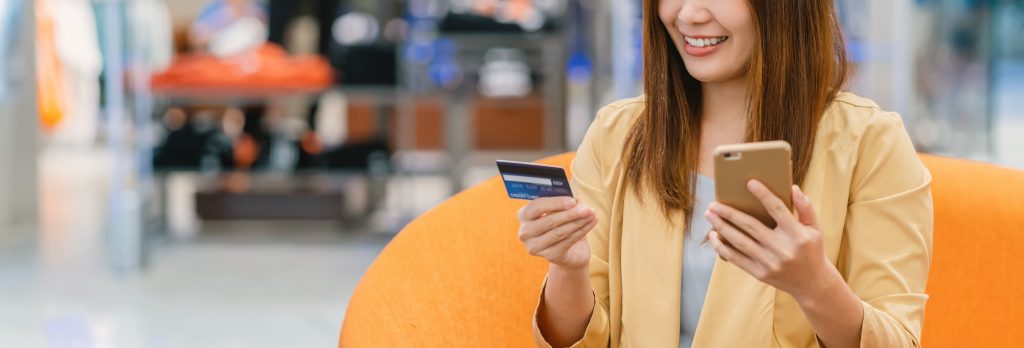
xmin=340 ymin=153 xmax=1024 ymax=347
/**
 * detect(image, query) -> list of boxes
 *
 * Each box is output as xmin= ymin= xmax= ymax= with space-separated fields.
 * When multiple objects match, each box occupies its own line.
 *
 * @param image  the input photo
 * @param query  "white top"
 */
xmin=680 ymin=174 xmax=718 ymax=348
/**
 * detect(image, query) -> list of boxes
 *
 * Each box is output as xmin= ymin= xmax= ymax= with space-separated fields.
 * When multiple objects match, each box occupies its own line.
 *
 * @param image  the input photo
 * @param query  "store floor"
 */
xmin=0 ymin=148 xmax=389 ymax=348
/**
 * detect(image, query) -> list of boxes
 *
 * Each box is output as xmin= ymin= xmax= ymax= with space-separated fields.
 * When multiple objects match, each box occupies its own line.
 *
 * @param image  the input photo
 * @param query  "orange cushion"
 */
xmin=340 ymin=153 xmax=1024 ymax=346
xmin=339 ymin=154 xmax=574 ymax=346
xmin=920 ymin=154 xmax=1024 ymax=347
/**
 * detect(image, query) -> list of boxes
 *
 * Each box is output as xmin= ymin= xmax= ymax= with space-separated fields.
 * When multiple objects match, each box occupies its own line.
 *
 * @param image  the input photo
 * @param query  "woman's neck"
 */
xmin=695 ymin=77 xmax=751 ymax=176
xmin=701 ymin=77 xmax=750 ymax=126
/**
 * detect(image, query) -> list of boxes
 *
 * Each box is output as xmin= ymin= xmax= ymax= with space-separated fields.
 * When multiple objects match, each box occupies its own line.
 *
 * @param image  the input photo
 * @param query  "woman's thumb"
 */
xmin=792 ymin=185 xmax=817 ymax=227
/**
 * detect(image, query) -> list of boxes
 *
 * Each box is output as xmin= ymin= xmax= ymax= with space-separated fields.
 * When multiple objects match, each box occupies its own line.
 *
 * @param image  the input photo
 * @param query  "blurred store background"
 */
xmin=0 ymin=0 xmax=1021 ymax=346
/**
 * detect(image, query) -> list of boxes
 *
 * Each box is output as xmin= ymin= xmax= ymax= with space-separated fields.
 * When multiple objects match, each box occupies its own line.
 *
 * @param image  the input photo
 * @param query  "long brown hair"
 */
xmin=624 ymin=0 xmax=850 ymax=231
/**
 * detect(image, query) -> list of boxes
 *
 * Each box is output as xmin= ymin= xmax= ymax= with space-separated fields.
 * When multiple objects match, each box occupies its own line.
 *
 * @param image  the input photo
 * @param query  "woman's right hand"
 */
xmin=517 ymin=196 xmax=598 ymax=270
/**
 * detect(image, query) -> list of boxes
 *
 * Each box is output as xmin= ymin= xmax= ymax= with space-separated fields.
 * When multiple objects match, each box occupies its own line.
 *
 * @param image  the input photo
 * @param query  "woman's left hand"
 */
xmin=705 ymin=180 xmax=834 ymax=302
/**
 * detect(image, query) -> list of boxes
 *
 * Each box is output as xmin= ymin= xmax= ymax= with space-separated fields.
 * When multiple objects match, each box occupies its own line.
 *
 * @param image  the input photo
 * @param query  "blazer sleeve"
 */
xmin=840 ymin=111 xmax=934 ymax=347
xmin=532 ymin=107 xmax=615 ymax=348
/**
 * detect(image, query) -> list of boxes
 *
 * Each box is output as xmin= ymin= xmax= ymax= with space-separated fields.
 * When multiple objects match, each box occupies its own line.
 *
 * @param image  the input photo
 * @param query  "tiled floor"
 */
xmin=0 ymin=148 xmax=389 ymax=348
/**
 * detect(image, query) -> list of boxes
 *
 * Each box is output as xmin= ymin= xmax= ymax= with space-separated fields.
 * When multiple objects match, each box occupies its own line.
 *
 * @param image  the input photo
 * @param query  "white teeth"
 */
xmin=685 ymin=36 xmax=728 ymax=48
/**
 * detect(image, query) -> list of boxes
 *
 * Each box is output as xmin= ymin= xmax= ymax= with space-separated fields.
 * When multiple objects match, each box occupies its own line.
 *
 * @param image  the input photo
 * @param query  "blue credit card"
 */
xmin=496 ymin=160 xmax=574 ymax=200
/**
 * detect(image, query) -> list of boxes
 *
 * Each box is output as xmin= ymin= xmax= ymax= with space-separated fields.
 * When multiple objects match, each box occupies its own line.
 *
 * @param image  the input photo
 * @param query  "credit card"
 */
xmin=496 ymin=160 xmax=574 ymax=200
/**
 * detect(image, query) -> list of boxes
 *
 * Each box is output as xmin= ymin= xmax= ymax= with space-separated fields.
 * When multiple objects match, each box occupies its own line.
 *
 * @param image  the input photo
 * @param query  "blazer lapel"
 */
xmin=691 ymin=246 xmax=778 ymax=346
xmin=619 ymin=192 xmax=684 ymax=347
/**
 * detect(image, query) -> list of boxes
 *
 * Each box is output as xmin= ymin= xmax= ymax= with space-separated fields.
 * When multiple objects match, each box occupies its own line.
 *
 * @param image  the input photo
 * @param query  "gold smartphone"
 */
xmin=712 ymin=141 xmax=793 ymax=228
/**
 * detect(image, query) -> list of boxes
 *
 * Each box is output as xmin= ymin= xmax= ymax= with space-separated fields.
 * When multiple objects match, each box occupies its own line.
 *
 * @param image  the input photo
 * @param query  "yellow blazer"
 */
xmin=533 ymin=92 xmax=933 ymax=347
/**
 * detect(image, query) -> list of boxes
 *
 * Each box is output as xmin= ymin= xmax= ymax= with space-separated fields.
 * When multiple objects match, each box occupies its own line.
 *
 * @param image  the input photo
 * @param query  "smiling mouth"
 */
xmin=684 ymin=36 xmax=729 ymax=48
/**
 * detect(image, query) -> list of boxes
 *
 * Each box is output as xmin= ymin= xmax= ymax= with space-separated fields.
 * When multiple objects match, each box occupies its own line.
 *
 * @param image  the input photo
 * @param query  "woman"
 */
xmin=517 ymin=0 xmax=933 ymax=347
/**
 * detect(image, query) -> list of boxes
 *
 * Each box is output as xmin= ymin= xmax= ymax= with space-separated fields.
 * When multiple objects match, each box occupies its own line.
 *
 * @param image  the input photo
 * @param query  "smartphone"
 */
xmin=712 ymin=141 xmax=793 ymax=228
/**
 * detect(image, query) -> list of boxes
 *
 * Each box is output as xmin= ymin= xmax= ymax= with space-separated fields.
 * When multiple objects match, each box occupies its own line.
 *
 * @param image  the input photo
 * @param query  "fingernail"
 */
xmin=708 ymin=203 xmax=720 ymax=214
xmin=563 ymin=197 xmax=576 ymax=208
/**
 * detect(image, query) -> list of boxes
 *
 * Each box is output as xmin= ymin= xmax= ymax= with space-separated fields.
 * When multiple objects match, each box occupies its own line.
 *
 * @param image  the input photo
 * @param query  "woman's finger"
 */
xmin=526 ymin=212 xmax=594 ymax=252
xmin=518 ymin=196 xmax=577 ymax=221
xmin=705 ymin=210 xmax=777 ymax=266
xmin=791 ymin=185 xmax=818 ymax=228
xmin=536 ymin=217 xmax=597 ymax=258
xmin=708 ymin=202 xmax=778 ymax=248
xmin=709 ymin=230 xmax=763 ymax=277
xmin=519 ymin=204 xmax=593 ymax=241
xmin=746 ymin=179 xmax=800 ymax=233
xmin=570 ymin=217 xmax=598 ymax=243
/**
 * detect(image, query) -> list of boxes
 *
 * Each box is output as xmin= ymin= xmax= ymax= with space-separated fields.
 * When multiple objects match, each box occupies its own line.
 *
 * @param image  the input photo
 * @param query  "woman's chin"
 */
xmin=687 ymin=71 xmax=727 ymax=84
xmin=682 ymin=64 xmax=744 ymax=84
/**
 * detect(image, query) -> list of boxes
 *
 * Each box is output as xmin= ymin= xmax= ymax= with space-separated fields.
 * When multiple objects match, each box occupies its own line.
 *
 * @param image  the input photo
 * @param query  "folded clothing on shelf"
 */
xmin=151 ymin=43 xmax=334 ymax=91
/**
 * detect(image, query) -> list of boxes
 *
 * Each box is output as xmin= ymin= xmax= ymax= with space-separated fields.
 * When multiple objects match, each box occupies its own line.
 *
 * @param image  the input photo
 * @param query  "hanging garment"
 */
xmin=50 ymin=0 xmax=102 ymax=145
xmin=190 ymin=0 xmax=268 ymax=54
xmin=35 ymin=0 xmax=65 ymax=130
xmin=151 ymin=43 xmax=333 ymax=91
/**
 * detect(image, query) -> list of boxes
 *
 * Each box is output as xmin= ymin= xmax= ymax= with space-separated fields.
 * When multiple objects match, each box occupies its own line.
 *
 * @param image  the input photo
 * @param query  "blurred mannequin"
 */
xmin=49 ymin=0 xmax=101 ymax=146
xmin=128 ymin=0 xmax=173 ymax=72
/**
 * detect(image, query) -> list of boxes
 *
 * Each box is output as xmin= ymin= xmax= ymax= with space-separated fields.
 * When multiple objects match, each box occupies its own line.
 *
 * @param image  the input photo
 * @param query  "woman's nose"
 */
xmin=676 ymin=2 xmax=713 ymax=26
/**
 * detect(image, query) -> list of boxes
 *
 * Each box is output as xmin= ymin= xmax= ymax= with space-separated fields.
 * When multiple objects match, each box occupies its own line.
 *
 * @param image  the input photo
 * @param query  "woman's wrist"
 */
xmin=545 ymin=263 xmax=592 ymax=316
xmin=539 ymin=263 xmax=594 ymax=346
xmin=549 ymin=263 xmax=589 ymax=280
xmin=791 ymin=258 xmax=866 ymax=347
xmin=793 ymin=258 xmax=847 ymax=309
